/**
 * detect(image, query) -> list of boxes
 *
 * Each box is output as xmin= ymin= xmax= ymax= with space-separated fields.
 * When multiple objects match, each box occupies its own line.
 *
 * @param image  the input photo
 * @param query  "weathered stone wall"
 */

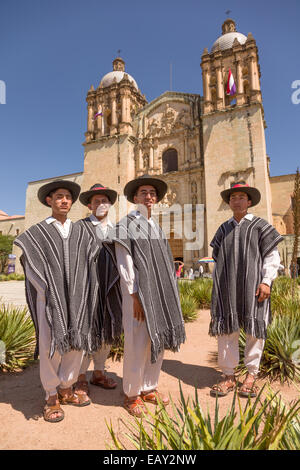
xmin=202 ymin=103 xmax=272 ymax=252
xmin=270 ymin=174 xmax=295 ymax=234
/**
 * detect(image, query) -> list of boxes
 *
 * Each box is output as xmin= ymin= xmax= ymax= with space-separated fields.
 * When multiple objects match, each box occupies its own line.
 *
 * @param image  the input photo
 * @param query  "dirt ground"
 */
xmin=0 ymin=309 xmax=299 ymax=450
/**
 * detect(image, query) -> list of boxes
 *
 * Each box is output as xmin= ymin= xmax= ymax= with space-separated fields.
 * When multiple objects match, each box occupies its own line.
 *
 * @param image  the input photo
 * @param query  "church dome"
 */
xmin=211 ymin=19 xmax=247 ymax=52
xmin=100 ymin=57 xmax=138 ymax=89
xmin=100 ymin=70 xmax=138 ymax=89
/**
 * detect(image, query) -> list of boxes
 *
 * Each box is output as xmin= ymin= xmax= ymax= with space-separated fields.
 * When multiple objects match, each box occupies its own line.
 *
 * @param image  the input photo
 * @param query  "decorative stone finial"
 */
xmin=113 ymin=57 xmax=125 ymax=72
xmin=222 ymin=18 xmax=236 ymax=35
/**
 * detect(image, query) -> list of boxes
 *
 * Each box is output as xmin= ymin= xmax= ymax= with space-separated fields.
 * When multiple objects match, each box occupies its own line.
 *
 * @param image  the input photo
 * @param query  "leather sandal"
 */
xmin=58 ymin=389 xmax=91 ymax=406
xmin=43 ymin=403 xmax=64 ymax=423
xmin=239 ymin=373 xmax=259 ymax=398
xmin=90 ymin=373 xmax=117 ymax=390
xmin=141 ymin=389 xmax=169 ymax=406
xmin=124 ymin=396 xmax=148 ymax=418
xmin=74 ymin=380 xmax=90 ymax=396
xmin=210 ymin=375 xmax=236 ymax=397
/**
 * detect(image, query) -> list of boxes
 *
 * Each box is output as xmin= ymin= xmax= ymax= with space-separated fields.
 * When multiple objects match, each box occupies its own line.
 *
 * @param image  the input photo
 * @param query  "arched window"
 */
xmin=162 ymin=148 xmax=178 ymax=173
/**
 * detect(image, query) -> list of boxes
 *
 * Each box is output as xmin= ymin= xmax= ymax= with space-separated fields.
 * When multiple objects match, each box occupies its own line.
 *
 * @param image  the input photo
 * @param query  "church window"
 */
xmin=162 ymin=148 xmax=178 ymax=173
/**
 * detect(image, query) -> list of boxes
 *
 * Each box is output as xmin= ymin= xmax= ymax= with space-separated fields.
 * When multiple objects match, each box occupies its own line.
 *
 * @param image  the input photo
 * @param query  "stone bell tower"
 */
xmin=200 ymin=19 xmax=272 ymax=251
xmin=82 ymin=57 xmax=147 ymax=219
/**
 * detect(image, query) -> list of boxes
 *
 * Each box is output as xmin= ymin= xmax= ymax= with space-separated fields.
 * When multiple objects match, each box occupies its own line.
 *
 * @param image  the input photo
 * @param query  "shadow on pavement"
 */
xmin=161 ymin=359 xmax=222 ymax=389
xmin=0 ymin=363 xmax=123 ymax=420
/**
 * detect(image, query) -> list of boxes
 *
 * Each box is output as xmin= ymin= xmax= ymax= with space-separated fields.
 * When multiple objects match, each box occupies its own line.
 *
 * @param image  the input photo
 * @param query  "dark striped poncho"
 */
xmin=75 ymin=218 xmax=122 ymax=345
xmin=14 ymin=220 xmax=100 ymax=358
xmin=103 ymin=213 xmax=186 ymax=363
xmin=209 ymin=216 xmax=283 ymax=339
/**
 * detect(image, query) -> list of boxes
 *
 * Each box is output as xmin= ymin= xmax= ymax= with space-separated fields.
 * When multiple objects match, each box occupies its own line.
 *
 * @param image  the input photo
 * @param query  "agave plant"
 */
xmin=108 ymin=333 xmax=124 ymax=362
xmin=0 ymin=303 xmax=36 ymax=371
xmin=191 ymin=279 xmax=213 ymax=309
xmin=180 ymin=294 xmax=198 ymax=323
xmin=106 ymin=383 xmax=300 ymax=450
xmin=271 ymin=277 xmax=300 ymax=316
xmin=238 ymin=310 xmax=300 ymax=383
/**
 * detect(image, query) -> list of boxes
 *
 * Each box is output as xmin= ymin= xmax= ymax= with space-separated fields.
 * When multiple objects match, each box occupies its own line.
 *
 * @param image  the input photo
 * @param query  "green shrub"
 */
xmin=238 ymin=310 xmax=300 ymax=383
xmin=0 ymin=303 xmax=36 ymax=371
xmin=107 ymin=383 xmax=300 ymax=450
xmin=0 ymin=273 xmax=25 ymax=282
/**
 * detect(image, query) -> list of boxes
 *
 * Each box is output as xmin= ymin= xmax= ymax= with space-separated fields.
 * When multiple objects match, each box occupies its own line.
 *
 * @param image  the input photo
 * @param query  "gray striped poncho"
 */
xmin=75 ymin=218 xmax=122 ymax=345
xmin=209 ymin=216 xmax=283 ymax=339
xmin=103 ymin=213 xmax=186 ymax=363
xmin=14 ymin=220 xmax=100 ymax=358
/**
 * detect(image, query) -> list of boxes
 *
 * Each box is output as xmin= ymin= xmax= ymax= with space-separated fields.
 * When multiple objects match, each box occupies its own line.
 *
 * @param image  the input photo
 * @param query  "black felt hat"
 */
xmin=221 ymin=183 xmax=261 ymax=207
xmin=38 ymin=179 xmax=81 ymax=207
xmin=124 ymin=174 xmax=168 ymax=203
xmin=79 ymin=184 xmax=117 ymax=206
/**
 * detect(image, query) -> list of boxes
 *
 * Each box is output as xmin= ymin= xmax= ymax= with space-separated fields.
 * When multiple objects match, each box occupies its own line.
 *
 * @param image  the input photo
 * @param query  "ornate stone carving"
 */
xmin=161 ymin=104 xmax=176 ymax=135
xmin=162 ymin=187 xmax=178 ymax=206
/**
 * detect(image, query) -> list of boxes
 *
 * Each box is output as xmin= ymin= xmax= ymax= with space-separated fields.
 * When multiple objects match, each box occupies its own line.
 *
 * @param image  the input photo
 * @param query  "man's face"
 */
xmin=133 ymin=185 xmax=158 ymax=212
xmin=46 ymin=188 xmax=73 ymax=214
xmin=229 ymin=191 xmax=251 ymax=216
xmin=88 ymin=194 xmax=111 ymax=218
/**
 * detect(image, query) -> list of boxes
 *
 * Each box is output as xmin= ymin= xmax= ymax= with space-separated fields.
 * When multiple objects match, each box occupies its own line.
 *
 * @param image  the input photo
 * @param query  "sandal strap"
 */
xmin=44 ymin=403 xmax=64 ymax=419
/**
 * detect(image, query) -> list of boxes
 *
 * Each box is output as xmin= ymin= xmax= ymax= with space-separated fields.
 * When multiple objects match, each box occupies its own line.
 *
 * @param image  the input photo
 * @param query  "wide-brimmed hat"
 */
xmin=79 ymin=184 xmax=117 ymax=206
xmin=124 ymin=174 xmax=168 ymax=203
xmin=221 ymin=183 xmax=261 ymax=207
xmin=38 ymin=179 xmax=81 ymax=207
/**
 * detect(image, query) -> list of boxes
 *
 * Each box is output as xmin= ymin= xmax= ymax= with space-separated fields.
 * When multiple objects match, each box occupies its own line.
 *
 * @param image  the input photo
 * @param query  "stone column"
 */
xmin=139 ymin=147 xmax=143 ymax=171
xmin=216 ymin=64 xmax=224 ymax=110
xmin=87 ymin=104 xmax=94 ymax=133
xmin=121 ymin=93 xmax=126 ymax=122
xmin=149 ymin=146 xmax=154 ymax=169
xmin=235 ymin=59 xmax=246 ymax=106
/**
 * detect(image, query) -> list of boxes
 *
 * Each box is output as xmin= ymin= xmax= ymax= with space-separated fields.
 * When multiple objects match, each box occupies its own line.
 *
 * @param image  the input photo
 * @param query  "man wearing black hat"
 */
xmin=209 ymin=183 xmax=283 ymax=398
xmin=104 ymin=175 xmax=186 ymax=417
xmin=14 ymin=180 xmax=101 ymax=422
xmin=74 ymin=184 xmax=122 ymax=398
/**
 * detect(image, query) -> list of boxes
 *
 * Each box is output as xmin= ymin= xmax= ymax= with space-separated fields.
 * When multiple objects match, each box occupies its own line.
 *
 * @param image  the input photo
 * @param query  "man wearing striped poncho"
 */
xmin=210 ymin=183 xmax=283 ymax=398
xmin=103 ymin=175 xmax=186 ymax=417
xmin=14 ymin=180 xmax=101 ymax=423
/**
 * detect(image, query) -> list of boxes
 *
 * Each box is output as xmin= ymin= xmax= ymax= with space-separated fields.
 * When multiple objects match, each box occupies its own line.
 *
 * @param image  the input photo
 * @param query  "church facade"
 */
xmin=8 ymin=19 xmax=297 ymax=273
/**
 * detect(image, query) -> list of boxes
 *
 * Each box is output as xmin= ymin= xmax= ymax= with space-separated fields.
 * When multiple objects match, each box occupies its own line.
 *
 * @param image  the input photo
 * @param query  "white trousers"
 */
xmin=26 ymin=268 xmax=83 ymax=400
xmin=122 ymin=293 xmax=164 ymax=398
xmin=79 ymin=344 xmax=111 ymax=375
xmin=218 ymin=330 xmax=265 ymax=376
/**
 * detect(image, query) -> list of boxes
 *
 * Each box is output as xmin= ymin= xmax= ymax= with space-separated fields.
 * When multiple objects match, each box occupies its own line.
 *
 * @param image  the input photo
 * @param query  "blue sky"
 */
xmin=0 ymin=0 xmax=299 ymax=215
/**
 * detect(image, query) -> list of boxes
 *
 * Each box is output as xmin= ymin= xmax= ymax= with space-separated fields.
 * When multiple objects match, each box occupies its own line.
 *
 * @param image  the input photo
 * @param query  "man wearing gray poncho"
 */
xmin=104 ymin=175 xmax=186 ymax=417
xmin=74 ymin=183 xmax=122 ymax=397
xmin=210 ymin=183 xmax=283 ymax=398
xmin=14 ymin=180 xmax=100 ymax=423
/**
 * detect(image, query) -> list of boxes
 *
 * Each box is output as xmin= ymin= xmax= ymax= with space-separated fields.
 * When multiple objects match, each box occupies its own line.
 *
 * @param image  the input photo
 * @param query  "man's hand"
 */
xmin=131 ymin=293 xmax=145 ymax=322
xmin=255 ymin=283 xmax=271 ymax=303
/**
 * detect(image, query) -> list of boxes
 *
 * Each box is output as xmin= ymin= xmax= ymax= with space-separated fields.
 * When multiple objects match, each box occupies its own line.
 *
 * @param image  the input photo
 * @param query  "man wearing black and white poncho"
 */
xmin=210 ymin=183 xmax=283 ymax=398
xmin=103 ymin=175 xmax=186 ymax=417
xmin=14 ymin=180 xmax=101 ymax=423
xmin=74 ymin=183 xmax=122 ymax=397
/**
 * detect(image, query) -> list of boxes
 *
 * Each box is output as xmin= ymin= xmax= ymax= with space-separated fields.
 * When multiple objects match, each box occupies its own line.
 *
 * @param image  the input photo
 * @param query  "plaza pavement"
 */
xmin=0 ymin=281 xmax=26 ymax=307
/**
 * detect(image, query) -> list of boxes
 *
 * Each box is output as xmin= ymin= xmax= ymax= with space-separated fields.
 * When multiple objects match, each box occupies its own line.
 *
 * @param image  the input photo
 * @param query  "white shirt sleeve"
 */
xmin=261 ymin=248 xmax=281 ymax=287
xmin=115 ymin=242 xmax=138 ymax=295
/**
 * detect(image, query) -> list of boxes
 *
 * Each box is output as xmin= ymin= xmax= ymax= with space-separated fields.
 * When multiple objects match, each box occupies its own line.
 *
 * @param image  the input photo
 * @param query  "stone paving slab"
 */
xmin=0 ymin=281 xmax=26 ymax=307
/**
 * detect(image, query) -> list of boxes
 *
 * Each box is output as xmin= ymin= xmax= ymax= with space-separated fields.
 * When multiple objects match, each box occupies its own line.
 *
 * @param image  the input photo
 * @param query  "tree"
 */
xmin=0 ymin=234 xmax=14 ymax=273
